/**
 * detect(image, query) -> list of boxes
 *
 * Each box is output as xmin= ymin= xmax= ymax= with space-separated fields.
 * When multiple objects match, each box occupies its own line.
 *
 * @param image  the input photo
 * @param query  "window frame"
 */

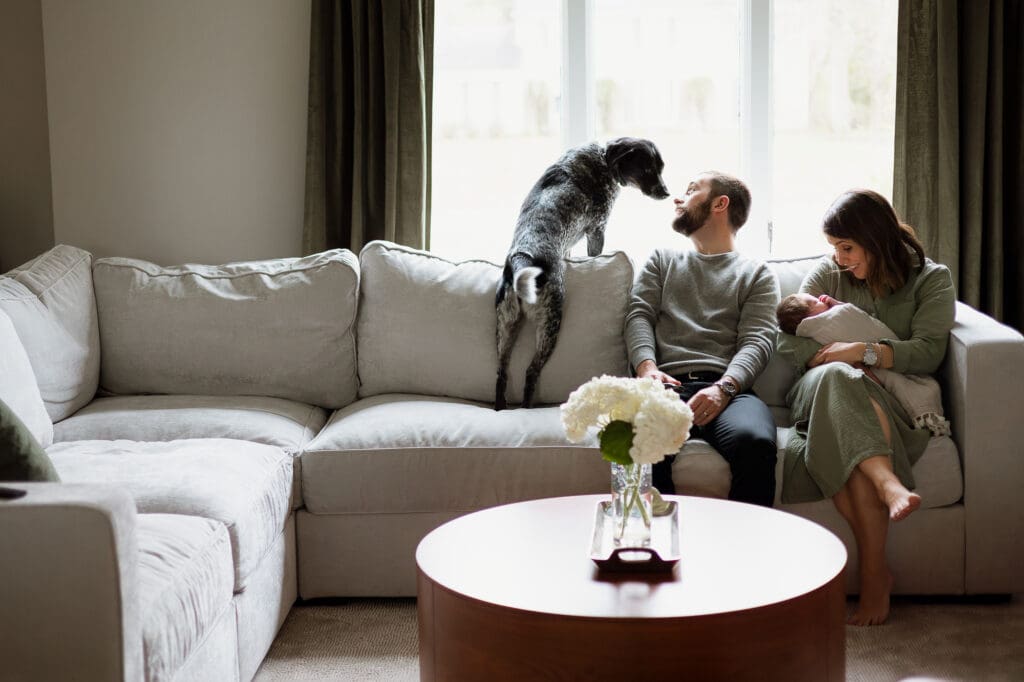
xmin=562 ymin=0 xmax=776 ymax=255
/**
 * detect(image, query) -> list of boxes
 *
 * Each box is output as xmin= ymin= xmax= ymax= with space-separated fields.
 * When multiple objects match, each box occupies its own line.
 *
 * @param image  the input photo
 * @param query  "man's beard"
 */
xmin=672 ymin=197 xmax=712 ymax=236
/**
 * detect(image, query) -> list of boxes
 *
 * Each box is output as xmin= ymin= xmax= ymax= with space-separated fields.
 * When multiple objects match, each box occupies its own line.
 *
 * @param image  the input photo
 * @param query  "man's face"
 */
xmin=671 ymin=177 xmax=713 ymax=236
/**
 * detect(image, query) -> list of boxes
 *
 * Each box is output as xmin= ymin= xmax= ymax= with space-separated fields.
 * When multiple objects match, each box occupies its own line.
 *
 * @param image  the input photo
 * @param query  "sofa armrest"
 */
xmin=940 ymin=302 xmax=1024 ymax=593
xmin=0 ymin=484 xmax=143 ymax=681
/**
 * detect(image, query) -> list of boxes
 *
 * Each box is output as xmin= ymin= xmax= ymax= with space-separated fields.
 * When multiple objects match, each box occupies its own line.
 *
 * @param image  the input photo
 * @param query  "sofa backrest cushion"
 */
xmin=0 ymin=245 xmax=100 ymax=422
xmin=93 ymin=249 xmax=360 ymax=409
xmin=770 ymin=254 xmax=826 ymax=298
xmin=0 ymin=309 xmax=53 ymax=447
xmin=356 ymin=241 xmax=633 ymax=404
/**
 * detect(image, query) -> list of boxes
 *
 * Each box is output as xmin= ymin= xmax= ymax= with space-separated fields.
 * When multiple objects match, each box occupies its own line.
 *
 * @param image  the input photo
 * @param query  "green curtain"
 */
xmin=303 ymin=0 xmax=434 ymax=255
xmin=893 ymin=0 xmax=1023 ymax=330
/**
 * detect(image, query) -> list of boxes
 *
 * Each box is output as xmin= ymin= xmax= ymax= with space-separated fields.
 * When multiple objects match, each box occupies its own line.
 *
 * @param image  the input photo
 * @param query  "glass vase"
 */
xmin=610 ymin=462 xmax=653 ymax=547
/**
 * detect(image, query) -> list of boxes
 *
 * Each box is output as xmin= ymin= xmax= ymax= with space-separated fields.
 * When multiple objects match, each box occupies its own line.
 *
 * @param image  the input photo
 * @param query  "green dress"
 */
xmin=777 ymin=257 xmax=956 ymax=503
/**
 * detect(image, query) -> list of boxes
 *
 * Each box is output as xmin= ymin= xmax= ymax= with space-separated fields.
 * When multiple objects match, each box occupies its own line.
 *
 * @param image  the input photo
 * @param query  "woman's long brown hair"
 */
xmin=821 ymin=189 xmax=926 ymax=297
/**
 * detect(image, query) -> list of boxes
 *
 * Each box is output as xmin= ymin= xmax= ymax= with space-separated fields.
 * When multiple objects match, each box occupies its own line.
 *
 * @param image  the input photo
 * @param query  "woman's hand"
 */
xmin=808 ymin=341 xmax=866 ymax=368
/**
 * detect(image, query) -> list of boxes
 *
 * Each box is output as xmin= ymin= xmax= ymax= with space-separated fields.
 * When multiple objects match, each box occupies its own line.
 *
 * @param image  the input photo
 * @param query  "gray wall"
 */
xmin=38 ymin=0 xmax=312 ymax=266
xmin=0 ymin=0 xmax=55 ymax=273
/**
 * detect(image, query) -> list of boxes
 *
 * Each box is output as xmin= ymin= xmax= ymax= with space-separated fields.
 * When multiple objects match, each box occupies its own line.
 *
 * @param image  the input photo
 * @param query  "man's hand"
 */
xmin=808 ymin=341 xmax=865 ymax=368
xmin=635 ymin=359 xmax=680 ymax=386
xmin=688 ymin=385 xmax=728 ymax=427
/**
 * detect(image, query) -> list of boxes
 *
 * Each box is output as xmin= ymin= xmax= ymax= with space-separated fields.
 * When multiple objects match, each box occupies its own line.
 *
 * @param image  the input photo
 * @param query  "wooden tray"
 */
xmin=588 ymin=500 xmax=680 ymax=574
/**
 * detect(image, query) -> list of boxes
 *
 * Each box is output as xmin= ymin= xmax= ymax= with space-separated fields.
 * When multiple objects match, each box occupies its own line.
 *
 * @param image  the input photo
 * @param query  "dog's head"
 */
xmin=604 ymin=137 xmax=670 ymax=199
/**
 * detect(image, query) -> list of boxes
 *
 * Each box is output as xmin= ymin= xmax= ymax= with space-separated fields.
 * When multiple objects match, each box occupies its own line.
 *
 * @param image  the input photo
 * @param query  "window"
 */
xmin=771 ymin=0 xmax=898 ymax=258
xmin=431 ymin=2 xmax=563 ymax=264
xmin=431 ymin=0 xmax=898 ymax=265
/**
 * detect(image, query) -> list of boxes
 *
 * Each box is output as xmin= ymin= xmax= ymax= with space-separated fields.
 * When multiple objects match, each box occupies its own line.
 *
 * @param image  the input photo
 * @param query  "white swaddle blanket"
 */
xmin=796 ymin=303 xmax=951 ymax=436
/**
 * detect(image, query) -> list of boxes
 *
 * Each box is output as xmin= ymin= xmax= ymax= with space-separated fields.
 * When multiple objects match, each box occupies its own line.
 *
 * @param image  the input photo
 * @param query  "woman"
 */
xmin=777 ymin=189 xmax=956 ymax=626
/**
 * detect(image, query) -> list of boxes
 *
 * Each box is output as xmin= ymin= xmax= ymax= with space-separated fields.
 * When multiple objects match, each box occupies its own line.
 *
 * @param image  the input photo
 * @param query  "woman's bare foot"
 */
xmin=879 ymin=479 xmax=921 ymax=521
xmin=848 ymin=570 xmax=894 ymax=626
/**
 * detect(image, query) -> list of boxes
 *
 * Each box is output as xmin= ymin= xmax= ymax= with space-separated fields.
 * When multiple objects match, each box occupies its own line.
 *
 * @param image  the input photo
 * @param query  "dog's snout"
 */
xmin=649 ymin=182 xmax=670 ymax=200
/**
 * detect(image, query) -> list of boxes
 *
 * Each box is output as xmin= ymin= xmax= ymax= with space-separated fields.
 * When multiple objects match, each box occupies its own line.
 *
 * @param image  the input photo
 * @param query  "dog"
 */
xmin=494 ymin=137 xmax=670 ymax=410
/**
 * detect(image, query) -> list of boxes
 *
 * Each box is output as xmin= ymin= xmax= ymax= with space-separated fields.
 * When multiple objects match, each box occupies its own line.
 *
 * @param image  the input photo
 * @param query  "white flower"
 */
xmin=560 ymin=375 xmax=693 ymax=465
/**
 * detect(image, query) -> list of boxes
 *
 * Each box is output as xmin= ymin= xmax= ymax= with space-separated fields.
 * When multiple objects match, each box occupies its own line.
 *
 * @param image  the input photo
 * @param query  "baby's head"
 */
xmin=776 ymin=293 xmax=830 ymax=335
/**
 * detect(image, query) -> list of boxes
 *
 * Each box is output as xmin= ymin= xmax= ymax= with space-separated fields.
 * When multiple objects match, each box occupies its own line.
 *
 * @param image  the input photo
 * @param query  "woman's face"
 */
xmin=826 ymin=235 xmax=870 ymax=280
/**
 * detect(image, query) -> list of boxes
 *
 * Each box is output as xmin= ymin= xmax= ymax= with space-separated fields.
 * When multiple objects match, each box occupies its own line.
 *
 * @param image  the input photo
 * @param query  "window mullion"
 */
xmin=740 ymin=0 xmax=773 ymax=255
xmin=563 ymin=0 xmax=593 ymax=149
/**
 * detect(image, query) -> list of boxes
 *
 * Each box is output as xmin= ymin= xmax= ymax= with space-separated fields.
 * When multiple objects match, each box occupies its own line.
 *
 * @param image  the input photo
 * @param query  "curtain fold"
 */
xmin=303 ymin=0 xmax=433 ymax=255
xmin=893 ymin=0 xmax=1023 ymax=330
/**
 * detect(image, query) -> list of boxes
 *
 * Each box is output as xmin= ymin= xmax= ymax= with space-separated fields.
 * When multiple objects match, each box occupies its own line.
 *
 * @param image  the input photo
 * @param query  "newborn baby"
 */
xmin=777 ymin=292 xmax=951 ymax=437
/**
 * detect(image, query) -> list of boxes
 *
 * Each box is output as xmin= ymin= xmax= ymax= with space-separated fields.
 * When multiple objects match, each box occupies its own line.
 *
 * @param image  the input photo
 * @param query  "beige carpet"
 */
xmin=254 ymin=595 xmax=1024 ymax=681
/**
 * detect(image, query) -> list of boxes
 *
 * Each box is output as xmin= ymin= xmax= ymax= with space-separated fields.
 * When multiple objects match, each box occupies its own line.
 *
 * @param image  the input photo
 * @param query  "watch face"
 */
xmin=864 ymin=346 xmax=878 ymax=366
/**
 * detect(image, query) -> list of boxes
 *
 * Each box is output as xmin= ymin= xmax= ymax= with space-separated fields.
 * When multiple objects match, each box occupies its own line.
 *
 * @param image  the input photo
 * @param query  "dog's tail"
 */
xmin=514 ymin=266 xmax=543 ymax=305
xmin=498 ymin=251 xmax=546 ymax=308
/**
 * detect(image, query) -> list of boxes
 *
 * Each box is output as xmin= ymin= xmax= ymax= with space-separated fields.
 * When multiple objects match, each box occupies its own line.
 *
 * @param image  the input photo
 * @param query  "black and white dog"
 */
xmin=494 ymin=137 xmax=670 ymax=410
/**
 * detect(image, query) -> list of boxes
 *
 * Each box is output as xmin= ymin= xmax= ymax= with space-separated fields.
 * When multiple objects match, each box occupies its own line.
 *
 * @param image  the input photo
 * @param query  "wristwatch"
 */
xmin=862 ymin=343 xmax=879 ymax=367
xmin=715 ymin=379 xmax=738 ymax=399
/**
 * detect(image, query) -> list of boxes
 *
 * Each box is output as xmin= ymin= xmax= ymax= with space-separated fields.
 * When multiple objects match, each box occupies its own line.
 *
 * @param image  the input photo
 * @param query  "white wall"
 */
xmin=41 ymin=0 xmax=312 ymax=265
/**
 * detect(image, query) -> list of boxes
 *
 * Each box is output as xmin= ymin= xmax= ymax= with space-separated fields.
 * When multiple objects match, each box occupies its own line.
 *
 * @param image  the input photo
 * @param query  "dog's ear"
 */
xmin=605 ymin=137 xmax=639 ymax=172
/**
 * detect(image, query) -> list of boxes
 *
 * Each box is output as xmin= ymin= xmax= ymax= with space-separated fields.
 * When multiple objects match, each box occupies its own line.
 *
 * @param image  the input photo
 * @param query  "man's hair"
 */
xmin=822 ymin=189 xmax=926 ymax=296
xmin=776 ymin=293 xmax=813 ymax=336
xmin=705 ymin=171 xmax=752 ymax=230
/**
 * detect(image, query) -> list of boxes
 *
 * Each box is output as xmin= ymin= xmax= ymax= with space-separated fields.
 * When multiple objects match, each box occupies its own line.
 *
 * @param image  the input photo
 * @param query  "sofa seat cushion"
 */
xmin=302 ymin=394 xmax=610 ymax=514
xmin=93 ymin=249 xmax=359 ymax=409
xmin=48 ymin=439 xmax=292 ymax=590
xmin=54 ymin=395 xmax=327 ymax=454
xmin=674 ymin=428 xmax=963 ymax=510
xmin=0 ymin=245 xmax=99 ymax=421
xmin=137 ymin=513 xmax=233 ymax=682
xmin=356 ymin=241 xmax=633 ymax=405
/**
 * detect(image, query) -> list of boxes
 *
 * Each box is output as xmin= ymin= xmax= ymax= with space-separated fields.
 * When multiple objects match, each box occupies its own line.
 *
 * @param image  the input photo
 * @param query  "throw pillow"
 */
xmin=0 ymin=398 xmax=59 ymax=482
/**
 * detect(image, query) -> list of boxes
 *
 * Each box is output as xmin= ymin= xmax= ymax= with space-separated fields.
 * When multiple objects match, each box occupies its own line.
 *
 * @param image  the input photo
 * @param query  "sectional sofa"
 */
xmin=1 ymin=240 xmax=1022 ymax=681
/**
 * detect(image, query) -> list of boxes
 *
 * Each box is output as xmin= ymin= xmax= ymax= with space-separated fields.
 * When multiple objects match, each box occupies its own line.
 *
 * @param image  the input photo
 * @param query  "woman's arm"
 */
xmin=880 ymin=264 xmax=956 ymax=375
xmin=776 ymin=257 xmax=835 ymax=374
xmin=776 ymin=332 xmax=821 ymax=376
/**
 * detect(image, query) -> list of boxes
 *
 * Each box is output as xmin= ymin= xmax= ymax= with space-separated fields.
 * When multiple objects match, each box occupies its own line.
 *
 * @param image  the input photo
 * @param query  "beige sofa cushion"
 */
xmin=93 ymin=249 xmax=359 ymax=409
xmin=53 ymin=395 xmax=326 ymax=454
xmin=768 ymin=254 xmax=825 ymax=298
xmin=0 ymin=245 xmax=99 ymax=421
xmin=356 ymin=241 xmax=633 ymax=405
xmin=53 ymin=395 xmax=324 ymax=509
xmin=0 ymin=309 xmax=53 ymax=447
xmin=301 ymin=394 xmax=609 ymax=514
xmin=137 ymin=514 xmax=233 ymax=682
xmin=49 ymin=439 xmax=293 ymax=590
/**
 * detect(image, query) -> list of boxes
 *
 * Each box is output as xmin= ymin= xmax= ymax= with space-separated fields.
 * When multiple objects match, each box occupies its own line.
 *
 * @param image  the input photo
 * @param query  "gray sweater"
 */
xmin=625 ymin=248 xmax=780 ymax=390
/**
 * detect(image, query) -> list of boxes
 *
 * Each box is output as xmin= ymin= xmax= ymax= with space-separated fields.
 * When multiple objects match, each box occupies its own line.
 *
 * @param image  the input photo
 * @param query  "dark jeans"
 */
xmin=653 ymin=379 xmax=777 ymax=507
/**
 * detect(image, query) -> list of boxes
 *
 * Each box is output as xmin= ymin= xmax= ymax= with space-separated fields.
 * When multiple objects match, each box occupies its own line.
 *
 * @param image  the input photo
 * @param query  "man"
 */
xmin=626 ymin=171 xmax=779 ymax=506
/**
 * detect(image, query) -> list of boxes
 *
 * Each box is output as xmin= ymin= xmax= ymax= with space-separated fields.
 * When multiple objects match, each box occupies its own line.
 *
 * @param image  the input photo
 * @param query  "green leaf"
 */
xmin=599 ymin=420 xmax=634 ymax=465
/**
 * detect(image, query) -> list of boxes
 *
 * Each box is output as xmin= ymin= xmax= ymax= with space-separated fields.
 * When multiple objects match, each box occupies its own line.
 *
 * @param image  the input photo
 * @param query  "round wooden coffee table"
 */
xmin=416 ymin=495 xmax=846 ymax=681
